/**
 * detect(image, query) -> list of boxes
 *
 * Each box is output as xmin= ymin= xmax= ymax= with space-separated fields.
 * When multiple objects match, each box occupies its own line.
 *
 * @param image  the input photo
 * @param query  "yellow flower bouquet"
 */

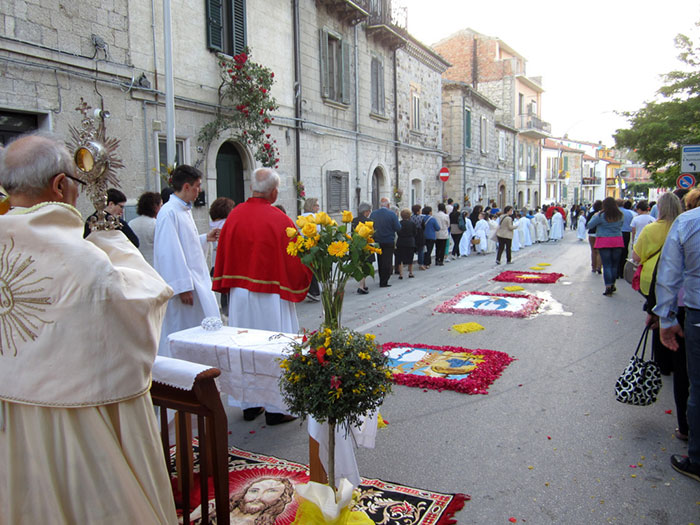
xmin=287 ymin=210 xmax=380 ymax=329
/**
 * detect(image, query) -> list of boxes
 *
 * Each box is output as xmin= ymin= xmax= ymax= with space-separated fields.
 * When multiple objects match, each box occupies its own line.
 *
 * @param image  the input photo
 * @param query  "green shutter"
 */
xmin=206 ymin=0 xmax=224 ymax=52
xmin=232 ymin=0 xmax=246 ymax=55
xmin=464 ymin=108 xmax=471 ymax=149
xmin=370 ymin=58 xmax=378 ymax=112
xmin=319 ymin=29 xmax=329 ymax=98
xmin=341 ymin=41 xmax=351 ymax=105
xmin=378 ymin=58 xmax=384 ymax=114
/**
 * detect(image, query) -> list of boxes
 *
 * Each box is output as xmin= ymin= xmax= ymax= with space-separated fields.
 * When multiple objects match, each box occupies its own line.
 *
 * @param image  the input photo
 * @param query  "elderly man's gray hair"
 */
xmin=251 ymin=167 xmax=280 ymax=195
xmin=0 ymin=132 xmax=75 ymax=196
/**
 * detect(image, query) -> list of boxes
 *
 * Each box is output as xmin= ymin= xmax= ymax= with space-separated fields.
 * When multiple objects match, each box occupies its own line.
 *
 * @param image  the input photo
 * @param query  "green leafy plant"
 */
xmin=198 ymin=48 xmax=280 ymax=168
xmin=279 ymin=327 xmax=392 ymax=491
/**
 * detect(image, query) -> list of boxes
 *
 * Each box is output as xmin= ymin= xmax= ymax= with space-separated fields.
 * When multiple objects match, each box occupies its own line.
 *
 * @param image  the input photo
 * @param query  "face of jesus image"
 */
xmin=241 ymin=479 xmax=286 ymax=513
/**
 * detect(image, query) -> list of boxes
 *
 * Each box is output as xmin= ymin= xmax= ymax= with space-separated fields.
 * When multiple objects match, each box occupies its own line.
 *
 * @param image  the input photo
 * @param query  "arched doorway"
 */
xmin=534 ymin=191 xmax=539 ymax=207
xmin=517 ymin=191 xmax=523 ymax=209
xmin=411 ymin=178 xmax=423 ymax=208
xmin=498 ymin=184 xmax=506 ymax=209
xmin=216 ymin=142 xmax=245 ymax=205
xmin=371 ymin=167 xmax=384 ymax=210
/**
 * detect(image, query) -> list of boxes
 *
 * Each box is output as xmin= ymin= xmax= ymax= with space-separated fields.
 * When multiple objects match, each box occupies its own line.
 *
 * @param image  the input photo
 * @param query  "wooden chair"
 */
xmin=151 ymin=366 xmax=230 ymax=525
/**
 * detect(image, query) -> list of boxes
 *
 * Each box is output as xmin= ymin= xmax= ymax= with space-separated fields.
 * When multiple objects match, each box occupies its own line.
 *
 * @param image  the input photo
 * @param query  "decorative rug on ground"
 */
xmin=435 ymin=290 xmax=543 ymax=318
xmin=384 ymin=342 xmax=514 ymax=394
xmin=492 ymin=270 xmax=564 ymax=284
xmin=170 ymin=442 xmax=469 ymax=524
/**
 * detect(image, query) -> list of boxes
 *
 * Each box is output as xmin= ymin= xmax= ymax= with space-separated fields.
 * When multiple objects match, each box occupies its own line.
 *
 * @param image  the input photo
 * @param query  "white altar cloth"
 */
xmin=167 ymin=325 xmax=377 ymax=487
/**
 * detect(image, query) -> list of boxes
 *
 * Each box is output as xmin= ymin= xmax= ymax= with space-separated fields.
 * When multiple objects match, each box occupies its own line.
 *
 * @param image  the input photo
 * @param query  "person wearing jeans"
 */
xmin=369 ymin=197 xmax=401 ymax=287
xmin=495 ymin=206 xmax=517 ymax=264
xmin=421 ymin=206 xmax=440 ymax=268
xmin=586 ymin=197 xmax=624 ymax=296
xmin=654 ymin=204 xmax=700 ymax=482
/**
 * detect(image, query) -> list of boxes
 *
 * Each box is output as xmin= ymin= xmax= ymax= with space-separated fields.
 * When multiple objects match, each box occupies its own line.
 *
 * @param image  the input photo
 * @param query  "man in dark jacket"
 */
xmin=369 ymin=197 xmax=401 ymax=287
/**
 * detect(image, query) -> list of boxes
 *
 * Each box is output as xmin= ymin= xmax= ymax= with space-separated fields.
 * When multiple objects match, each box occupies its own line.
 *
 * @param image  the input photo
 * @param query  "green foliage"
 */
xmin=279 ymin=328 xmax=392 ymax=428
xmin=614 ymin=23 xmax=700 ymax=188
xmin=625 ymin=182 xmax=655 ymax=197
xmin=197 ymin=48 xmax=280 ymax=168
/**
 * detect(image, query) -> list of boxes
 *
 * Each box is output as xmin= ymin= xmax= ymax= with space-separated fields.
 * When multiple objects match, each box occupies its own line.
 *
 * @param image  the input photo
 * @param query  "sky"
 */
xmin=402 ymin=0 xmax=699 ymax=146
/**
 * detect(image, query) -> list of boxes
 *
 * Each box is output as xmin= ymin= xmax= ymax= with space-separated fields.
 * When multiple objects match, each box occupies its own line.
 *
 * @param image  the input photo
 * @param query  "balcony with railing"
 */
xmin=366 ymin=0 xmax=408 ymax=47
xmin=319 ymin=0 xmax=370 ymax=24
xmin=517 ymin=113 xmax=551 ymax=139
xmin=582 ymin=177 xmax=601 ymax=186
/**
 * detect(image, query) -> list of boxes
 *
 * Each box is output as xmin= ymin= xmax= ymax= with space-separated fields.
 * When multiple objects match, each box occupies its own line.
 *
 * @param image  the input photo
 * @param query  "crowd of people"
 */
xmin=2 ymin=129 xmax=699 ymax=525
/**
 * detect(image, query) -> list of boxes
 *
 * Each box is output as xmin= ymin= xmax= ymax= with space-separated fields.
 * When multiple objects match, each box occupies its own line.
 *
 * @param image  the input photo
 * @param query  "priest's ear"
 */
xmin=50 ymin=173 xmax=79 ymax=207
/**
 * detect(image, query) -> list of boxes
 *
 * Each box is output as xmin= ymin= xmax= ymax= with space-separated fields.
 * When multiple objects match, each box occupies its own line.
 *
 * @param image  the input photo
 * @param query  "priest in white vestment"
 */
xmin=534 ymin=209 xmax=549 ymax=242
xmin=549 ymin=210 xmax=564 ymax=241
xmin=0 ymin=134 xmax=177 ymax=524
xmin=154 ymin=165 xmax=221 ymax=357
xmin=519 ymin=215 xmax=533 ymax=246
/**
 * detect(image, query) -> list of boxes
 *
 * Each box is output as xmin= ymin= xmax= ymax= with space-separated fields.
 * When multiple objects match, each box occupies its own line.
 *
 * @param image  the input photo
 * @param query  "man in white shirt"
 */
xmin=154 ymin=165 xmax=221 ymax=356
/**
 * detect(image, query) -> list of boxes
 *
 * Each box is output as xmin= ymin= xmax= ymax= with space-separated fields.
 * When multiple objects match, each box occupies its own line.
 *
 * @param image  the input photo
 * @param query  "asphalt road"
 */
xmin=225 ymin=230 xmax=700 ymax=524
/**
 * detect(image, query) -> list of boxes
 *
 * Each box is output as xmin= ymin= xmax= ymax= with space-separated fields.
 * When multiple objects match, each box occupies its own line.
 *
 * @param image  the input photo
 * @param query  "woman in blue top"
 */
xmin=586 ymin=196 xmax=624 ymax=296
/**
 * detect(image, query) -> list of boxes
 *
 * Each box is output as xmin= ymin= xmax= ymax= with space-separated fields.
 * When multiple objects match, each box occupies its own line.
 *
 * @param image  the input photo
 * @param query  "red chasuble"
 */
xmin=212 ymin=197 xmax=312 ymax=302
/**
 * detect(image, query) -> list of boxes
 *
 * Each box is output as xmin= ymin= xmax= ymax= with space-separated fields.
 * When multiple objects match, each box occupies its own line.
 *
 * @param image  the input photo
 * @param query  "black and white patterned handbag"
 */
xmin=615 ymin=326 xmax=662 ymax=406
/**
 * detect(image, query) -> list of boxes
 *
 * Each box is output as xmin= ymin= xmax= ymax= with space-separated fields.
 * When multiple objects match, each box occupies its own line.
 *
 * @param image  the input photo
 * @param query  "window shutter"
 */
xmin=464 ymin=108 xmax=471 ymax=149
xmin=341 ymin=41 xmax=351 ymax=105
xmin=378 ymin=59 xmax=384 ymax=114
xmin=206 ymin=0 xmax=224 ymax=52
xmin=319 ymin=29 xmax=329 ymax=99
xmin=232 ymin=0 xmax=246 ymax=55
xmin=370 ymin=59 xmax=378 ymax=112
xmin=327 ymin=171 xmax=349 ymax=212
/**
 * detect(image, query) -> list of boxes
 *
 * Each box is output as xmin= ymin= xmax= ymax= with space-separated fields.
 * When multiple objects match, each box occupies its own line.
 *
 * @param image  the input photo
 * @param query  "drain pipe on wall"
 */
xmin=292 ymin=0 xmax=302 ymax=216
xmin=354 ymin=24 xmax=360 ymax=212
xmin=393 ymin=49 xmax=399 ymax=195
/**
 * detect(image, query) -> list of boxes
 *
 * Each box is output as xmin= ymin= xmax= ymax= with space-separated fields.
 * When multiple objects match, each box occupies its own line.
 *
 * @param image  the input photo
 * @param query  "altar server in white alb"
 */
xmin=549 ymin=208 xmax=564 ymax=241
xmin=472 ymin=211 xmax=490 ymax=254
xmin=0 ymin=133 xmax=178 ymax=524
xmin=154 ymin=164 xmax=221 ymax=356
xmin=533 ymin=207 xmax=549 ymax=242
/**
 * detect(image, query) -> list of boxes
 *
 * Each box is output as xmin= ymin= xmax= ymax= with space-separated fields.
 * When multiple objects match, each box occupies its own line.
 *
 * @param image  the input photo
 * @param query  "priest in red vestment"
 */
xmin=212 ymin=167 xmax=311 ymax=425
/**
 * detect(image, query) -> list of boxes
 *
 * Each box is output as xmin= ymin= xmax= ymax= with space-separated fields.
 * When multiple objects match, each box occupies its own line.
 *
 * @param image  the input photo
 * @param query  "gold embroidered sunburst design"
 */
xmin=0 ymin=238 xmax=53 ymax=356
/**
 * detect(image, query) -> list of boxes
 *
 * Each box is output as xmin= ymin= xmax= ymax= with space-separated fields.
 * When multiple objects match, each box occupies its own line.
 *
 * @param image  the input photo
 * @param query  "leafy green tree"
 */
xmin=614 ymin=23 xmax=700 ymax=188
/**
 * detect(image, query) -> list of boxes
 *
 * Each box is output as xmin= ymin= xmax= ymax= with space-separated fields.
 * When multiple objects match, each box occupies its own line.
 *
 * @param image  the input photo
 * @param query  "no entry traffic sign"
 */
xmin=677 ymin=173 xmax=696 ymax=189
xmin=439 ymin=166 xmax=449 ymax=182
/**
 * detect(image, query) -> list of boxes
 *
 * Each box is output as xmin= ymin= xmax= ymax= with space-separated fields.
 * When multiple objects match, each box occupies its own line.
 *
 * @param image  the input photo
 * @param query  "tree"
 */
xmin=614 ymin=23 xmax=700 ymax=188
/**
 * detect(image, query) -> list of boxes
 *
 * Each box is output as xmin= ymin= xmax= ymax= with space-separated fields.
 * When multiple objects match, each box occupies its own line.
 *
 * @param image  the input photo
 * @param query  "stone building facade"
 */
xmin=441 ymin=81 xmax=515 ymax=209
xmin=542 ymin=139 xmax=583 ymax=207
xmin=0 ymin=0 xmax=449 ymax=232
xmin=432 ymin=28 xmax=550 ymax=211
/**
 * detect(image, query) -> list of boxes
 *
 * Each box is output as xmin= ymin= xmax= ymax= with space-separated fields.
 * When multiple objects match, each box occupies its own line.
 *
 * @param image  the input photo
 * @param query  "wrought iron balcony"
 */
xmin=517 ymin=114 xmax=551 ymax=138
xmin=582 ymin=177 xmax=601 ymax=185
xmin=320 ymin=0 xmax=370 ymax=25
xmin=366 ymin=0 xmax=408 ymax=47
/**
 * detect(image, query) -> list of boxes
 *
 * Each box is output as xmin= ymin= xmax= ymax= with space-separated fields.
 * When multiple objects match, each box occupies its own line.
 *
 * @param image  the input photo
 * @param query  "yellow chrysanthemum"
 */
xmin=301 ymin=222 xmax=317 ymax=238
xmin=286 ymin=227 xmax=298 ymax=238
xmin=358 ymin=351 xmax=370 ymax=360
xmin=304 ymin=237 xmax=316 ymax=249
xmin=286 ymin=241 xmax=299 ymax=256
xmin=328 ymin=241 xmax=349 ymax=258
xmin=365 ymin=334 xmax=376 ymax=341
xmin=342 ymin=210 xmax=353 ymax=223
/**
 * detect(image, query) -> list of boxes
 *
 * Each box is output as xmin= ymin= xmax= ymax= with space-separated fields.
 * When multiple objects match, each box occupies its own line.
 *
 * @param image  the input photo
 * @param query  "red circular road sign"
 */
xmin=677 ymin=173 xmax=696 ymax=189
xmin=439 ymin=166 xmax=449 ymax=182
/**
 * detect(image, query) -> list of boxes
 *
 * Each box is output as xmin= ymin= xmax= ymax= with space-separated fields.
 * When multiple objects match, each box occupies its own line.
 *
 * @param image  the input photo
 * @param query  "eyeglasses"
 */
xmin=115 ymin=203 xmax=125 ymax=209
xmin=57 ymin=172 xmax=87 ymax=186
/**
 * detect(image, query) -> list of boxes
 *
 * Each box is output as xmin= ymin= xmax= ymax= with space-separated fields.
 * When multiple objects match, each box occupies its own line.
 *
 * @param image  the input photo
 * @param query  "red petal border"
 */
xmin=434 ymin=290 xmax=543 ymax=318
xmin=492 ymin=270 xmax=564 ymax=283
xmin=384 ymin=342 xmax=515 ymax=395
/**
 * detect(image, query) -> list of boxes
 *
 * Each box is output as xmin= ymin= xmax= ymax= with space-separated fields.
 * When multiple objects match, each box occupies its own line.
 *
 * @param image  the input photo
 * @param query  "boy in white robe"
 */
xmin=458 ymin=213 xmax=476 ymax=256
xmin=519 ymin=215 xmax=532 ymax=246
xmin=534 ymin=209 xmax=549 ymax=242
xmin=154 ymin=165 xmax=221 ymax=356
xmin=511 ymin=217 xmax=521 ymax=252
xmin=473 ymin=212 xmax=490 ymax=254
xmin=577 ymin=213 xmax=588 ymax=241
xmin=549 ymin=211 xmax=564 ymax=241
xmin=487 ymin=215 xmax=499 ymax=253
